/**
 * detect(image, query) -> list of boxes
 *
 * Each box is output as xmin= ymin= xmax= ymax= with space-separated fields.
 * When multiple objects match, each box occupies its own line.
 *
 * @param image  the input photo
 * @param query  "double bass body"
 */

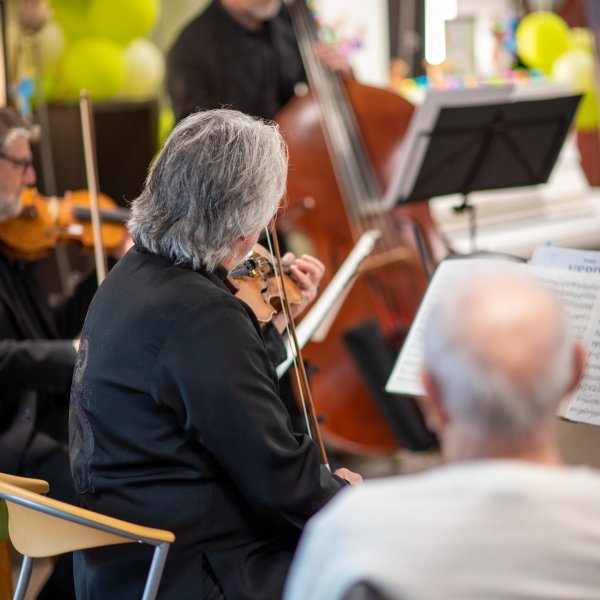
xmin=277 ymin=58 xmax=448 ymax=454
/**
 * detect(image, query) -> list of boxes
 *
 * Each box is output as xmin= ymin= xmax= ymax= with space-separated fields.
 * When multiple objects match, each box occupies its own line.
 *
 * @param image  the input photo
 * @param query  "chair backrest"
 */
xmin=0 ymin=481 xmax=175 ymax=600
xmin=0 ymin=473 xmax=50 ymax=600
xmin=0 ymin=473 xmax=49 ymax=495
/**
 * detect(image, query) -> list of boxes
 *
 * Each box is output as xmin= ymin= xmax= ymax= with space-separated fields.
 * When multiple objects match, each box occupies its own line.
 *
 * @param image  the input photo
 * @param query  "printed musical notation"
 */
xmin=387 ymin=247 xmax=600 ymax=428
xmin=531 ymin=246 xmax=600 ymax=426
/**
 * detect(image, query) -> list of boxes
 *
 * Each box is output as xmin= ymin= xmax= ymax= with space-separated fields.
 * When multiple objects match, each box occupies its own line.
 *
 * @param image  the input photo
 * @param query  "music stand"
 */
xmin=388 ymin=93 xmax=582 ymax=251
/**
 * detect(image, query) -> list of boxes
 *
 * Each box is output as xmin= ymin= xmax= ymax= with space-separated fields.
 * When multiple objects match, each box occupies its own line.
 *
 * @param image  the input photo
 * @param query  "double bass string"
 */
xmin=289 ymin=0 xmax=412 ymax=324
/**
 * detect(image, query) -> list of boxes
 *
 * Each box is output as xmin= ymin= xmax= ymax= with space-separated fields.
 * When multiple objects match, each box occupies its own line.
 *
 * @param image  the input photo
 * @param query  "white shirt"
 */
xmin=285 ymin=460 xmax=600 ymax=600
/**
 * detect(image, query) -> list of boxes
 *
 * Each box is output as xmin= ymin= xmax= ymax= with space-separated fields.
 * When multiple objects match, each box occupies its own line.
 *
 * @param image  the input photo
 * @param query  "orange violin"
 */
xmin=0 ymin=187 xmax=129 ymax=260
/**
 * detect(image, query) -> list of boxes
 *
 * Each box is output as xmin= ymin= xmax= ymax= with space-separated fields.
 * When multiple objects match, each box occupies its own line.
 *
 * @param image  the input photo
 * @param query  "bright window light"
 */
xmin=425 ymin=0 xmax=458 ymax=65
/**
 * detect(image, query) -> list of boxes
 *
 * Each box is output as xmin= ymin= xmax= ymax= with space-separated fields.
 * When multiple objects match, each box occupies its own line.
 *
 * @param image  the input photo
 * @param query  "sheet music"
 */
xmin=531 ymin=245 xmax=600 ymax=273
xmin=531 ymin=246 xmax=600 ymax=424
xmin=386 ymin=258 xmax=511 ymax=396
xmin=386 ymin=256 xmax=600 ymax=429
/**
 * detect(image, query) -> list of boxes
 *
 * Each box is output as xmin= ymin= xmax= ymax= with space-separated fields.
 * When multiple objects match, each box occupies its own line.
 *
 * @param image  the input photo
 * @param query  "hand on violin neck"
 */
xmin=313 ymin=41 xmax=353 ymax=78
xmin=271 ymin=252 xmax=324 ymax=333
xmin=286 ymin=252 xmax=324 ymax=311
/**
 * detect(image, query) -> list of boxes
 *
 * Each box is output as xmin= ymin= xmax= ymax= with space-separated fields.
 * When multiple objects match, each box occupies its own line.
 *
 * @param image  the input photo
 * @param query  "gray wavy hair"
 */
xmin=423 ymin=268 xmax=574 ymax=437
xmin=0 ymin=107 xmax=31 ymax=149
xmin=128 ymin=109 xmax=288 ymax=271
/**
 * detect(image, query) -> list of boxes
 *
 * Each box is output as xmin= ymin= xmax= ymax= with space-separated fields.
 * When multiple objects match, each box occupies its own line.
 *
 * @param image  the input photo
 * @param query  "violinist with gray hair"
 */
xmin=69 ymin=108 xmax=361 ymax=600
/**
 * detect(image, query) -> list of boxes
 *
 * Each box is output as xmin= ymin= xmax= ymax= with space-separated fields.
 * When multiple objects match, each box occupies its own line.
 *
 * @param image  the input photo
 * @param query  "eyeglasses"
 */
xmin=0 ymin=152 xmax=33 ymax=173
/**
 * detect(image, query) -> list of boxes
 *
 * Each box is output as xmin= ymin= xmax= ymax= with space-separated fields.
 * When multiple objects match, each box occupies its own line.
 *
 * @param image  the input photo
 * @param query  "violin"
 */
xmin=0 ymin=187 xmax=129 ymax=260
xmin=228 ymin=244 xmax=303 ymax=323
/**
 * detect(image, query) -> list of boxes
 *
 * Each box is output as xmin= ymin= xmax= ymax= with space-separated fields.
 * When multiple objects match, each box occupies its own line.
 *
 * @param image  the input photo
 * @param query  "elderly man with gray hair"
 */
xmin=285 ymin=267 xmax=600 ymax=600
xmin=69 ymin=109 xmax=360 ymax=600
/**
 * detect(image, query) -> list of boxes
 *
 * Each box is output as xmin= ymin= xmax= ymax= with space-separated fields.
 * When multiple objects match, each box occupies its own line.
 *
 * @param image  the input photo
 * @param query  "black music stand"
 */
xmin=391 ymin=93 xmax=582 ymax=250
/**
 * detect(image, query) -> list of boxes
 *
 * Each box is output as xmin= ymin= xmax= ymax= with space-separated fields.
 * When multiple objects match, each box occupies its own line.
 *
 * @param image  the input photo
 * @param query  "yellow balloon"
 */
xmin=516 ymin=11 xmax=571 ymax=75
xmin=576 ymin=89 xmax=599 ymax=132
xmin=57 ymin=38 xmax=126 ymax=101
xmin=50 ymin=0 xmax=91 ymax=40
xmin=88 ymin=0 xmax=160 ymax=45
xmin=570 ymin=27 xmax=594 ymax=54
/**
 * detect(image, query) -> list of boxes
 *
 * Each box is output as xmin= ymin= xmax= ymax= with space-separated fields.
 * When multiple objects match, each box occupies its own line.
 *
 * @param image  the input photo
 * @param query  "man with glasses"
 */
xmin=0 ymin=107 xmax=121 ymax=598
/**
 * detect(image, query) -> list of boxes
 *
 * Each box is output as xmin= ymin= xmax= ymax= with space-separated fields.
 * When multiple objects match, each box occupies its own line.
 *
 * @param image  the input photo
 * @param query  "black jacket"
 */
xmin=166 ymin=0 xmax=304 ymax=121
xmin=0 ymin=254 xmax=97 ymax=473
xmin=70 ymin=247 xmax=345 ymax=600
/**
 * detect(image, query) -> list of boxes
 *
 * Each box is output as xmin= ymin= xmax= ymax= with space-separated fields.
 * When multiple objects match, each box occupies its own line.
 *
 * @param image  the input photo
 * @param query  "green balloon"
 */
xmin=576 ymin=89 xmax=599 ymax=132
xmin=57 ymin=38 xmax=126 ymax=101
xmin=88 ymin=0 xmax=161 ymax=45
xmin=50 ymin=0 xmax=91 ymax=40
xmin=516 ymin=11 xmax=571 ymax=75
xmin=157 ymin=107 xmax=175 ymax=151
xmin=32 ymin=73 xmax=58 ymax=110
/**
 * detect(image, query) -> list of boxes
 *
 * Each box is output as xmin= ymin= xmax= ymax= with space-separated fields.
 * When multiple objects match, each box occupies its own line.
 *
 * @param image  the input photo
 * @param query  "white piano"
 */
xmin=430 ymin=134 xmax=600 ymax=258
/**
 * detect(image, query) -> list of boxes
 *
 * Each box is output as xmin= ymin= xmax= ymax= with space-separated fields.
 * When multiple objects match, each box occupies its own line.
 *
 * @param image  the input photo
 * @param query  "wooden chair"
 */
xmin=0 ymin=474 xmax=49 ymax=600
xmin=0 ymin=480 xmax=175 ymax=600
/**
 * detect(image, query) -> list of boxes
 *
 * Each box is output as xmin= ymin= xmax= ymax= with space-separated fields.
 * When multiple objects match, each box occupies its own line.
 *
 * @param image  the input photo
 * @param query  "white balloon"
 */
xmin=119 ymin=38 xmax=165 ymax=100
xmin=38 ymin=22 xmax=67 ymax=73
xmin=551 ymin=48 xmax=596 ymax=93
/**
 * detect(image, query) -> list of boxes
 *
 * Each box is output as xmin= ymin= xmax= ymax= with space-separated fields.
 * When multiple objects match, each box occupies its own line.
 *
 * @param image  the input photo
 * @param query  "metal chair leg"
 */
xmin=142 ymin=543 xmax=170 ymax=600
xmin=12 ymin=555 xmax=33 ymax=600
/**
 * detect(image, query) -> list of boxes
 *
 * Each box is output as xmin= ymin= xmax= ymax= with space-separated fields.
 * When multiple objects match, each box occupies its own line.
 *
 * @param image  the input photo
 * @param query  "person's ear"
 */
xmin=418 ymin=370 xmax=449 ymax=435
xmin=567 ymin=341 xmax=587 ymax=395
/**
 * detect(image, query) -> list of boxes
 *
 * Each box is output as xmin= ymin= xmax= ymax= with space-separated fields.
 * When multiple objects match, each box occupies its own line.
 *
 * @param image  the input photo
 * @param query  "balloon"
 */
xmin=42 ymin=74 xmax=58 ymax=102
xmin=157 ymin=107 xmax=175 ymax=150
xmin=570 ymin=27 xmax=594 ymax=54
xmin=119 ymin=38 xmax=165 ymax=99
xmin=88 ymin=0 xmax=161 ymax=45
xmin=57 ymin=37 xmax=126 ymax=101
xmin=551 ymin=49 xmax=598 ymax=131
xmin=50 ymin=0 xmax=91 ymax=40
xmin=33 ymin=73 xmax=58 ymax=107
xmin=37 ymin=22 xmax=66 ymax=74
xmin=575 ymin=89 xmax=599 ymax=132
xmin=516 ymin=11 xmax=570 ymax=74
xmin=551 ymin=49 xmax=595 ymax=93
xmin=6 ymin=20 xmax=19 ymax=68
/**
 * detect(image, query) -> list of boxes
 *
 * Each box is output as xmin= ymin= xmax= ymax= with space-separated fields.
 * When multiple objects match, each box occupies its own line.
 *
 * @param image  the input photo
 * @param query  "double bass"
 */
xmin=276 ymin=0 xmax=449 ymax=454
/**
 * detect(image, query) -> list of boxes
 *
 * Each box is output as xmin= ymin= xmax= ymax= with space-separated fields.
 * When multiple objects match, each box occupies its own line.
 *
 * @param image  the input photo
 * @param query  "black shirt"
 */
xmin=166 ymin=0 xmax=304 ymax=121
xmin=70 ymin=247 xmax=345 ymax=600
xmin=0 ymin=254 xmax=96 ymax=472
